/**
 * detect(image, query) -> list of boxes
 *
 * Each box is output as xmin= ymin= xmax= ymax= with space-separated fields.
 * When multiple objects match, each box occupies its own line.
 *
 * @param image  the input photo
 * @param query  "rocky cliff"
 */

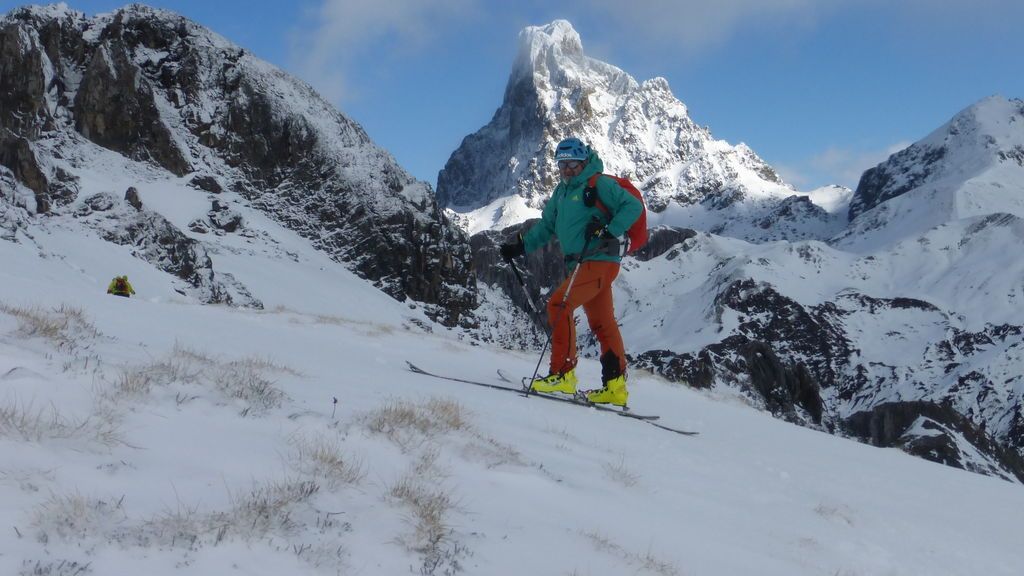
xmin=0 ymin=4 xmax=475 ymax=324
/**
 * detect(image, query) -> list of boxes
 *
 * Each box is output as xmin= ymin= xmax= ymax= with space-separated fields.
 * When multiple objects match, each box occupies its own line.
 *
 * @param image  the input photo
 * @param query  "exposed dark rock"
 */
xmin=0 ymin=5 xmax=475 ymax=327
xmin=472 ymin=219 xmax=566 ymax=329
xmin=74 ymin=192 xmax=116 ymax=216
xmin=715 ymin=279 xmax=850 ymax=391
xmin=208 ymin=200 xmax=242 ymax=233
xmin=631 ymin=226 xmax=697 ymax=261
xmin=0 ymin=11 xmax=53 ymax=138
xmin=189 ymin=175 xmax=223 ymax=193
xmin=125 ymin=186 xmax=142 ymax=210
xmin=74 ymin=34 xmax=191 ymax=176
xmin=739 ymin=341 xmax=823 ymax=423
xmin=633 ymin=349 xmax=714 ymax=389
xmin=0 ymin=132 xmax=48 ymax=203
xmin=849 ymin=144 xmax=946 ymax=221
xmin=0 ymin=166 xmax=31 ymax=241
xmin=844 ymin=401 xmax=1024 ymax=483
xmin=0 ymin=130 xmax=78 ymax=213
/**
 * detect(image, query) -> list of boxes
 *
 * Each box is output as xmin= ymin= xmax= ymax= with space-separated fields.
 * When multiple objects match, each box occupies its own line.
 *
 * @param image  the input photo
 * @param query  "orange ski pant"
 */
xmin=547 ymin=260 xmax=627 ymax=375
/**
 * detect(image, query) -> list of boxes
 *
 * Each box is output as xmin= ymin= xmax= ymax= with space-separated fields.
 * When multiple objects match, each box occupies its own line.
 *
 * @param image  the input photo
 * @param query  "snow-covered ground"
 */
xmin=2 ymin=213 xmax=1022 ymax=576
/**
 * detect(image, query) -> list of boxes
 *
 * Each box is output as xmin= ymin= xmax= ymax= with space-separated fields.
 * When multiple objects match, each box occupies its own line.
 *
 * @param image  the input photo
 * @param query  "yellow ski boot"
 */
xmin=586 ymin=374 xmax=628 ymax=406
xmin=530 ymin=369 xmax=578 ymax=395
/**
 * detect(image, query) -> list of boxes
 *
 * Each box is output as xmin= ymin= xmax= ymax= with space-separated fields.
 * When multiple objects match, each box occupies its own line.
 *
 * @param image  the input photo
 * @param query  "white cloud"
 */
xmin=288 ymin=0 xmax=479 ymax=103
xmin=584 ymin=0 xmax=1022 ymax=54
xmin=779 ymin=141 xmax=911 ymax=191
xmin=810 ymin=141 xmax=911 ymax=189
xmin=585 ymin=0 xmax=842 ymax=53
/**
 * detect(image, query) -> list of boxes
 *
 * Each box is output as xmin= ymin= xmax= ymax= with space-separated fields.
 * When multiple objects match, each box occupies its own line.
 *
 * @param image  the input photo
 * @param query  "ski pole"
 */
xmin=523 ymin=234 xmax=595 ymax=392
xmin=505 ymin=257 xmax=541 ymax=320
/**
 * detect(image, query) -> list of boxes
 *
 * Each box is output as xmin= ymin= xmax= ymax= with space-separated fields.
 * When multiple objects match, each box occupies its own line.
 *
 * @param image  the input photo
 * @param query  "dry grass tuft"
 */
xmin=288 ymin=433 xmax=365 ymax=488
xmin=0 ymin=399 xmax=122 ymax=447
xmin=32 ymin=493 xmax=127 ymax=542
xmin=18 ymin=559 xmax=93 ymax=575
xmin=224 ymin=479 xmax=320 ymax=537
xmin=212 ymin=361 xmax=287 ymax=414
xmin=102 ymin=345 xmax=292 ymax=416
xmin=0 ymin=303 xmax=101 ymax=353
xmin=387 ymin=449 xmax=469 ymax=573
xmin=362 ymin=397 xmax=472 ymax=449
xmin=602 ymin=456 xmax=640 ymax=488
xmin=580 ymin=530 xmax=681 ymax=576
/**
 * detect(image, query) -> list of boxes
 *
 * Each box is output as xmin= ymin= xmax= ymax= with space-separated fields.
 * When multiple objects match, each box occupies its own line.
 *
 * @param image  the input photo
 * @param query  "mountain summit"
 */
xmin=837 ymin=95 xmax=1024 ymax=252
xmin=437 ymin=20 xmax=840 ymax=241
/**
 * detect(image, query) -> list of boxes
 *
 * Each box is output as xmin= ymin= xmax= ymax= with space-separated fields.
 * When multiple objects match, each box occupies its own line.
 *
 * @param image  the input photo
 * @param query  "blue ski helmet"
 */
xmin=554 ymin=138 xmax=589 ymax=162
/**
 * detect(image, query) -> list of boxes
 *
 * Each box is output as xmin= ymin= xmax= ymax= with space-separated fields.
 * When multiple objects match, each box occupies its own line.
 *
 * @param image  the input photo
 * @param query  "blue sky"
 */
xmin=8 ymin=0 xmax=1024 ymax=190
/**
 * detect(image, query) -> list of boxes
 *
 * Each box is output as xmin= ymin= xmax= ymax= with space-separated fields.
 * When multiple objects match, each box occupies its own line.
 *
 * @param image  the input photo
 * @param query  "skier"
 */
xmin=500 ymin=137 xmax=643 ymax=406
xmin=106 ymin=275 xmax=136 ymax=298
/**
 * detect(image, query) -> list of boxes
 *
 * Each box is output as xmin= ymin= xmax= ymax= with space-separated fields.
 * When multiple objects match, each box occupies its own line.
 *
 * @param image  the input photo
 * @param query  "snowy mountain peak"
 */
xmin=515 ymin=19 xmax=583 ymax=67
xmin=838 ymin=95 xmax=1024 ymax=252
xmin=437 ymin=19 xmax=835 ymax=243
xmin=924 ymin=94 xmax=1024 ymax=148
xmin=4 ymin=2 xmax=83 ymax=21
xmin=511 ymin=19 xmax=635 ymax=98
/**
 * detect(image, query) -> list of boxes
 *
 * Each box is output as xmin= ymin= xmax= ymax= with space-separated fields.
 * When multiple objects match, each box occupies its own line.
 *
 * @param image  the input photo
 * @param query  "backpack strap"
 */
xmin=583 ymin=174 xmax=608 ymax=214
xmin=584 ymin=174 xmax=635 ymax=255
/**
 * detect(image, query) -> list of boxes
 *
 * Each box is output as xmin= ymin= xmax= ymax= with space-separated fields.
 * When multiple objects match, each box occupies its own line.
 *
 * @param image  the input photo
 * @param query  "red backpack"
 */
xmin=585 ymin=174 xmax=648 ymax=254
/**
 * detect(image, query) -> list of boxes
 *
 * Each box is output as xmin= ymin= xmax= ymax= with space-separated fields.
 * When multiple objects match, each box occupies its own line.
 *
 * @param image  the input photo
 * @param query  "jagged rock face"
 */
xmin=437 ymin=20 xmax=834 ymax=243
xmin=0 ymin=5 xmax=475 ymax=326
xmin=849 ymin=144 xmax=947 ymax=221
xmin=0 ymin=130 xmax=79 ymax=213
xmin=630 ymin=226 xmax=698 ymax=262
xmin=0 ymin=15 xmax=50 ymax=138
xmin=74 ymin=27 xmax=192 ymax=176
xmin=844 ymin=401 xmax=1024 ymax=483
xmin=471 ymin=220 xmax=566 ymax=328
xmin=0 ymin=166 xmax=32 ymax=240
xmin=626 ymin=274 xmax=1024 ymax=478
xmin=75 ymin=191 xmax=260 ymax=307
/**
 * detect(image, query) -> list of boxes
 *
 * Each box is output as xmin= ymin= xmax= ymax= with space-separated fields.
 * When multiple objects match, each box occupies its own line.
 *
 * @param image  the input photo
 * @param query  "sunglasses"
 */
xmin=557 ymin=160 xmax=583 ymax=170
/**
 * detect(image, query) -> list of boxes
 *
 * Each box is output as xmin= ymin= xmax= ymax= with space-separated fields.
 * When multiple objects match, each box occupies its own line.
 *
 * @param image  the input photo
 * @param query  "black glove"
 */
xmin=499 ymin=235 xmax=525 ymax=260
xmin=585 ymin=219 xmax=614 ymax=240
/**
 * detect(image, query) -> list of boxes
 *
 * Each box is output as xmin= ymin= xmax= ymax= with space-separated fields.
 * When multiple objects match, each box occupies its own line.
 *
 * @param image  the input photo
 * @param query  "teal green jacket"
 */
xmin=522 ymin=149 xmax=643 ymax=267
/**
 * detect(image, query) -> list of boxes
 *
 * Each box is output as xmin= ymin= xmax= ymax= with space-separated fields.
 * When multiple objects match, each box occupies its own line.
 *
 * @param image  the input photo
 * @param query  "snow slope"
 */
xmin=2 ymin=215 xmax=1023 ymax=575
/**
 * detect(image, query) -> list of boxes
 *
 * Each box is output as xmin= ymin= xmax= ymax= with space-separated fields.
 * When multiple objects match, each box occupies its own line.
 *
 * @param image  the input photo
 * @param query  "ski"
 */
xmin=407 ymin=362 xmax=697 ymax=436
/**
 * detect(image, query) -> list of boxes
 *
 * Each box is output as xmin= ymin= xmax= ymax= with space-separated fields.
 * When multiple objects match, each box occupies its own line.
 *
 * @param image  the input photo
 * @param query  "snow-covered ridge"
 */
xmin=0 ymin=3 xmax=476 ymax=326
xmin=839 ymin=95 xmax=1024 ymax=252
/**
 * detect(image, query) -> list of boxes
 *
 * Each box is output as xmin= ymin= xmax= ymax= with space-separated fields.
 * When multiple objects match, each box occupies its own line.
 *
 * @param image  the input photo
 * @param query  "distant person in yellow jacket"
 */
xmin=106 ymin=275 xmax=135 ymax=298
